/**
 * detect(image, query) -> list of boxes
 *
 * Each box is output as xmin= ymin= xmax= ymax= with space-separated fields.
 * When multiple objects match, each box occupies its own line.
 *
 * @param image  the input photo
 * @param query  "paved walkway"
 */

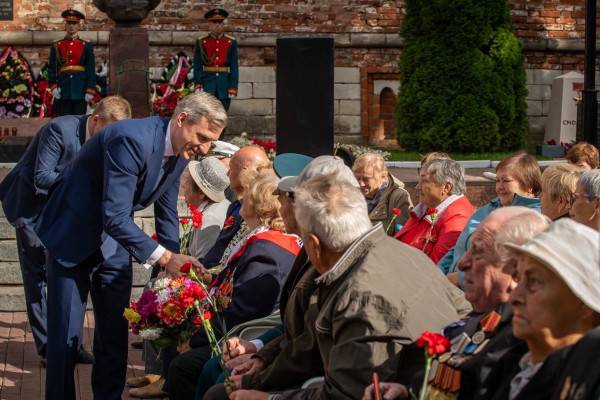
xmin=0 ymin=311 xmax=145 ymax=400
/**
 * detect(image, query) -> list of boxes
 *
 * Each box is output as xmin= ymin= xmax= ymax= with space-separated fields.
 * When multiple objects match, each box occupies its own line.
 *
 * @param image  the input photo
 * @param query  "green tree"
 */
xmin=397 ymin=0 xmax=528 ymax=152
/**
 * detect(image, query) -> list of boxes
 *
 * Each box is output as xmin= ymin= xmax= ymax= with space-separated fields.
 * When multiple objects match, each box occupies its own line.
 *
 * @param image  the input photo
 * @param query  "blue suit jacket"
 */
xmin=0 ymin=115 xmax=88 ymax=227
xmin=36 ymin=116 xmax=186 ymax=268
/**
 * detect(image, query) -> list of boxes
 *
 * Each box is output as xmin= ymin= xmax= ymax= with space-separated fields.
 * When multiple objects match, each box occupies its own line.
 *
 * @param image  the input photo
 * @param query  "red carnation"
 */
xmin=151 ymin=232 xmax=158 ymax=241
xmin=416 ymin=331 xmax=450 ymax=357
xmin=180 ymin=261 xmax=193 ymax=274
xmin=392 ymin=208 xmax=402 ymax=216
xmin=425 ymin=208 xmax=438 ymax=216
xmin=192 ymin=209 xmax=203 ymax=229
xmin=180 ymin=218 xmax=190 ymax=225
xmin=203 ymin=310 xmax=214 ymax=320
xmin=223 ymin=216 xmax=235 ymax=230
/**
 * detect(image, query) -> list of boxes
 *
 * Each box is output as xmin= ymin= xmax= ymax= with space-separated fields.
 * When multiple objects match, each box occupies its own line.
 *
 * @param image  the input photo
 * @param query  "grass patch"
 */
xmin=381 ymin=149 xmax=553 ymax=161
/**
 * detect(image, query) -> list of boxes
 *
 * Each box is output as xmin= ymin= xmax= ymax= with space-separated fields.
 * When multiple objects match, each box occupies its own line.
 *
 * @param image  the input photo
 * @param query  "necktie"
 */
xmin=155 ymin=156 xmax=178 ymax=191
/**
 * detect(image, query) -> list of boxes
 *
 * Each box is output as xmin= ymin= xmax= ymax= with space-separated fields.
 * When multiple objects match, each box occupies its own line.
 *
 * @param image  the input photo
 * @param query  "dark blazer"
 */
xmin=36 ymin=116 xmax=185 ymax=267
xmin=551 ymin=328 xmax=600 ymax=400
xmin=190 ymin=230 xmax=300 ymax=348
xmin=200 ymin=200 xmax=243 ymax=267
xmin=0 ymin=115 xmax=88 ymax=226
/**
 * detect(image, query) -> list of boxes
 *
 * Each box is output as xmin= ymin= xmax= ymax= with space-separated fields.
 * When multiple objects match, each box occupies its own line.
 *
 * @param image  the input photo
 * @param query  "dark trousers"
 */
xmin=15 ymin=221 xmax=47 ymax=357
xmin=163 ymin=345 xmax=212 ymax=400
xmin=54 ymin=99 xmax=87 ymax=116
xmin=45 ymin=241 xmax=132 ymax=400
xmin=201 ymin=382 xmax=229 ymax=400
xmin=218 ymin=97 xmax=231 ymax=111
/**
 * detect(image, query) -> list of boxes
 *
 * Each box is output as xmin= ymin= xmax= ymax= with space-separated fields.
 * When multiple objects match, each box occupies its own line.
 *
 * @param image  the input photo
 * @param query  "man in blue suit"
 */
xmin=36 ymin=92 xmax=227 ymax=400
xmin=0 ymin=96 xmax=131 ymax=365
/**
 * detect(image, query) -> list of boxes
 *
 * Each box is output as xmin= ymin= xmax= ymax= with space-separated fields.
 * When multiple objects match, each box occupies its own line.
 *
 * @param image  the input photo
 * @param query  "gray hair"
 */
xmin=174 ymin=92 xmax=227 ymax=128
xmin=423 ymin=159 xmax=466 ymax=195
xmin=494 ymin=209 xmax=551 ymax=264
xmin=295 ymin=155 xmax=359 ymax=188
xmin=294 ymin=174 xmax=372 ymax=252
xmin=579 ymin=169 xmax=600 ymax=200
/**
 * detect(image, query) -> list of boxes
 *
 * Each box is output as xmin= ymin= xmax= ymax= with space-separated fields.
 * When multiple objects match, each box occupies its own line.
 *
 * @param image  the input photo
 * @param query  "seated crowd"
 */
xmin=129 ymin=143 xmax=600 ymax=400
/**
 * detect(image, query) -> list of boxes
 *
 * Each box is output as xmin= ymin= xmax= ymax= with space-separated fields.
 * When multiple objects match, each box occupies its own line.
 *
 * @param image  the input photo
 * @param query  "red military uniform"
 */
xmin=48 ymin=8 xmax=97 ymax=116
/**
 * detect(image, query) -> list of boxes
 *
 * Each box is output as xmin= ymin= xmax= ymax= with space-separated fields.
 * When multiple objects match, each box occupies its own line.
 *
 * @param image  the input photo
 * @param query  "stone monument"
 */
xmin=546 ymin=71 xmax=584 ymax=145
xmin=93 ymin=0 xmax=161 ymax=117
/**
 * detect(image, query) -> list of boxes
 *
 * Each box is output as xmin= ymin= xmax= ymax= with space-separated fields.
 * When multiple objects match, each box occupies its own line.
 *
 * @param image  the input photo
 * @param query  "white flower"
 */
xmin=152 ymin=277 xmax=171 ymax=290
xmin=156 ymin=288 xmax=172 ymax=305
xmin=139 ymin=328 xmax=163 ymax=341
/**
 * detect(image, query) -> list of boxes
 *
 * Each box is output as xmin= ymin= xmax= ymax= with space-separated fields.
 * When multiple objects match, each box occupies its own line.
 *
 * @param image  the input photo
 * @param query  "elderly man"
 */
xmin=36 ymin=92 xmax=225 ymax=400
xmin=363 ymin=207 xmax=550 ymax=400
xmin=352 ymin=153 xmax=412 ymax=235
xmin=199 ymin=145 xmax=271 ymax=268
xmin=570 ymin=169 xmax=600 ymax=230
xmin=202 ymin=155 xmax=359 ymax=400
xmin=228 ymin=174 xmax=469 ymax=400
xmin=395 ymin=158 xmax=474 ymax=263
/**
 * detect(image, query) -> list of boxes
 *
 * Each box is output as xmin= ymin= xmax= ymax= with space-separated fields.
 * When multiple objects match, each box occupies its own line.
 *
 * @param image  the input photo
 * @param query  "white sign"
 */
xmin=546 ymin=71 xmax=584 ymax=144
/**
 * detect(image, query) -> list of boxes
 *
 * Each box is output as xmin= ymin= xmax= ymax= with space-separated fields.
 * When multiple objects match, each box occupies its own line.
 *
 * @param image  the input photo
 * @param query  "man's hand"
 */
xmin=229 ymin=390 xmax=270 ymax=400
xmin=158 ymin=250 xmax=203 ymax=277
xmin=362 ymin=382 xmax=408 ymax=400
xmin=223 ymin=337 xmax=258 ymax=363
xmin=225 ymin=353 xmax=252 ymax=370
xmin=231 ymin=357 xmax=264 ymax=377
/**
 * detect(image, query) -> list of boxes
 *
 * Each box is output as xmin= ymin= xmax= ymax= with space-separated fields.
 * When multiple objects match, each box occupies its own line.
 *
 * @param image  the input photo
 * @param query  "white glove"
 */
xmin=52 ymin=87 xmax=61 ymax=100
xmin=84 ymin=93 xmax=94 ymax=102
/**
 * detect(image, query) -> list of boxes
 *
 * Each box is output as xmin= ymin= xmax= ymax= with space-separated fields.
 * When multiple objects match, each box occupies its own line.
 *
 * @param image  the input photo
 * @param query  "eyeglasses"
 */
xmin=273 ymin=188 xmax=294 ymax=200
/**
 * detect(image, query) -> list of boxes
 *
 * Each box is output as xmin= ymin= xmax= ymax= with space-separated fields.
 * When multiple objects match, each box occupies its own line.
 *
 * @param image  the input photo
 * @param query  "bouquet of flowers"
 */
xmin=180 ymin=204 xmax=204 ymax=255
xmin=0 ymin=47 xmax=34 ymax=118
xmin=151 ymin=52 xmax=194 ymax=117
xmin=124 ymin=261 xmax=228 ymax=361
xmin=31 ymin=64 xmax=53 ymax=118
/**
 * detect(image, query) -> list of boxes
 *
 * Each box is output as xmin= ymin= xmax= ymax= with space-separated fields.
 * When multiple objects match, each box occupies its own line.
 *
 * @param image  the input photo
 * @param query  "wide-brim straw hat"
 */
xmin=188 ymin=157 xmax=229 ymax=203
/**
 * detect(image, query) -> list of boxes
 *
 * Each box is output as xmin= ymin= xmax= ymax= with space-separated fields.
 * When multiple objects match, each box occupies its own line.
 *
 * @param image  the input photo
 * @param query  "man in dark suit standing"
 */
xmin=36 ymin=92 xmax=227 ymax=400
xmin=0 ymin=96 xmax=131 ymax=365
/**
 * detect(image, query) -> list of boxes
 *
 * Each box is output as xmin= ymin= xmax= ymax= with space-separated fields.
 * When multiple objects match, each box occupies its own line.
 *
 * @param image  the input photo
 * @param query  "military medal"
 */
xmin=471 ymin=330 xmax=485 ymax=345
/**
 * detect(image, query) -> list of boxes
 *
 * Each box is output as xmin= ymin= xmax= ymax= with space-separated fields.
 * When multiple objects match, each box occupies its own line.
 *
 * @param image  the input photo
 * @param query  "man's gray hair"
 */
xmin=294 ymin=174 xmax=372 ymax=252
xmin=579 ymin=169 xmax=600 ymax=200
xmin=494 ymin=208 xmax=551 ymax=264
xmin=423 ymin=159 xmax=466 ymax=195
xmin=174 ymin=92 xmax=227 ymax=128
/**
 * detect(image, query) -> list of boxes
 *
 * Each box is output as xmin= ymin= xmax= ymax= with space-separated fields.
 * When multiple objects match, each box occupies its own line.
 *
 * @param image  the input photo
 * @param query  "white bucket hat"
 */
xmin=188 ymin=157 xmax=229 ymax=203
xmin=504 ymin=218 xmax=600 ymax=313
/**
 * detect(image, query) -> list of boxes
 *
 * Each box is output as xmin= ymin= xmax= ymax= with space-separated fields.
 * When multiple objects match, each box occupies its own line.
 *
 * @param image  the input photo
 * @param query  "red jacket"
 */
xmin=394 ymin=196 xmax=475 ymax=263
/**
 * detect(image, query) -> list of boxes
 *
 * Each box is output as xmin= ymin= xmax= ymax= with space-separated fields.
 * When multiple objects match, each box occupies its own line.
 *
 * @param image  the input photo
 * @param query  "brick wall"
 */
xmin=0 ymin=0 xmax=599 ymax=143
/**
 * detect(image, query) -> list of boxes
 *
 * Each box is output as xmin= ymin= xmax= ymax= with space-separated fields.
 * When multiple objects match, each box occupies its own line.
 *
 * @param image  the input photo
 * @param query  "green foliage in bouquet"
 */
xmin=396 ymin=0 xmax=528 ymax=152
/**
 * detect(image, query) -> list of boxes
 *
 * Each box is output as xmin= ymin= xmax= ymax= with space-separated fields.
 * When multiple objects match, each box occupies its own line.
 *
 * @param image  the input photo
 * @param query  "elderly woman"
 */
xmin=180 ymin=156 xmax=232 ymax=259
xmin=566 ymin=142 xmax=599 ymax=170
xmin=570 ymin=169 xmax=600 ymax=230
xmin=394 ymin=158 xmax=474 ymax=263
xmin=362 ymin=207 xmax=549 ymax=400
xmin=159 ymin=168 xmax=301 ymax=400
xmin=438 ymin=152 xmax=541 ymax=288
xmin=539 ymin=163 xmax=583 ymax=221
xmin=477 ymin=219 xmax=600 ymax=400
xmin=352 ymin=153 xmax=412 ymax=235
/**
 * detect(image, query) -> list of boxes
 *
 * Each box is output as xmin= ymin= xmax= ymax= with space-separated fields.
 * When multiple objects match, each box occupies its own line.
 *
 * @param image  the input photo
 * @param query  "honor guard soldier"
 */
xmin=48 ymin=9 xmax=98 ymax=116
xmin=193 ymin=8 xmax=239 ymax=111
